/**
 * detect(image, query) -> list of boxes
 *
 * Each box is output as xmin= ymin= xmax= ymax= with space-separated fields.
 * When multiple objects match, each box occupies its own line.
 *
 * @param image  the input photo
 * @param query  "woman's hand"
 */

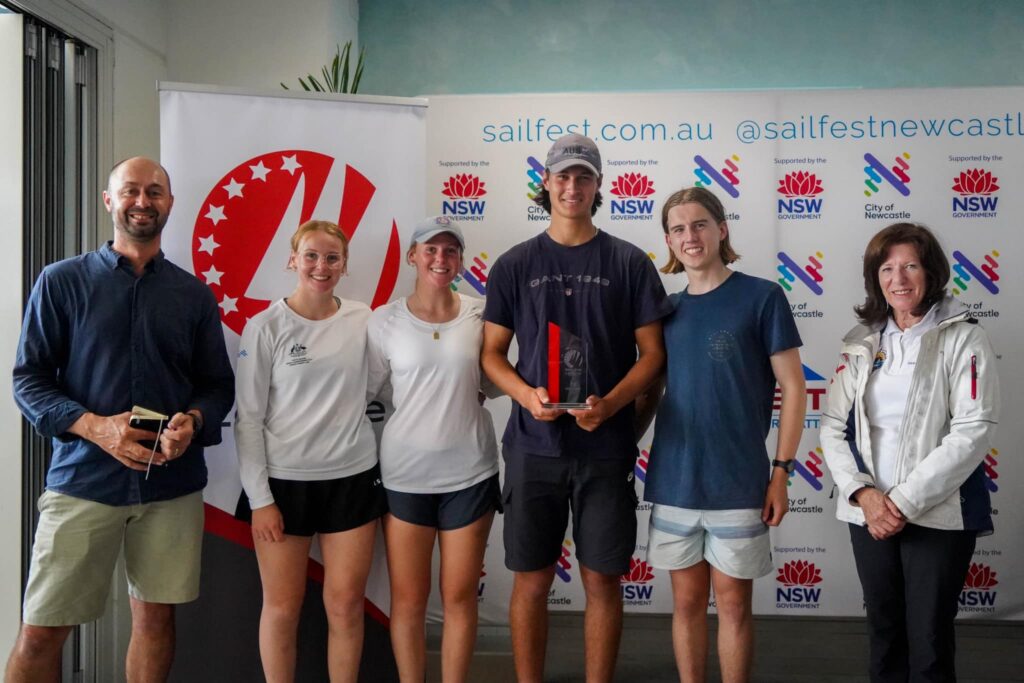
xmin=854 ymin=487 xmax=906 ymax=540
xmin=251 ymin=503 xmax=286 ymax=543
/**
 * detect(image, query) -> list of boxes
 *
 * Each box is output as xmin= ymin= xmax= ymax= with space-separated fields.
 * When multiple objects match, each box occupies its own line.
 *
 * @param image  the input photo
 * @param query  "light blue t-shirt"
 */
xmin=644 ymin=271 xmax=802 ymax=509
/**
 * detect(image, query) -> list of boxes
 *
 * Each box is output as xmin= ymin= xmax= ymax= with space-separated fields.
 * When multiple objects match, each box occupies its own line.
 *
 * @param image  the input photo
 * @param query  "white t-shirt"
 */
xmin=366 ymin=294 xmax=498 ymax=494
xmin=234 ymin=298 xmax=378 ymax=509
xmin=865 ymin=304 xmax=940 ymax=491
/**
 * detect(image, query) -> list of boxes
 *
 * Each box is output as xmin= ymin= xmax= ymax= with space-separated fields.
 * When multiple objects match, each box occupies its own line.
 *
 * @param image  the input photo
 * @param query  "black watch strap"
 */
xmin=772 ymin=458 xmax=795 ymax=473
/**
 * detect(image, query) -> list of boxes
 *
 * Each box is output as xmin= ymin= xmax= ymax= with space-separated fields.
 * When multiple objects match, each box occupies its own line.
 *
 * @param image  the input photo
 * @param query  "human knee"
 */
xmin=712 ymin=591 xmax=752 ymax=625
xmin=13 ymin=625 xmax=71 ymax=660
xmin=513 ymin=571 xmax=554 ymax=602
xmin=440 ymin=581 xmax=479 ymax=614
xmin=323 ymin=586 xmax=365 ymax=624
xmin=130 ymin=602 xmax=175 ymax=639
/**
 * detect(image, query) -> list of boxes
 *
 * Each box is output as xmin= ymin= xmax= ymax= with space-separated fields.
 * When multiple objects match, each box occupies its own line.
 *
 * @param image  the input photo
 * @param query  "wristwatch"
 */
xmin=186 ymin=410 xmax=204 ymax=435
xmin=772 ymin=459 xmax=795 ymax=473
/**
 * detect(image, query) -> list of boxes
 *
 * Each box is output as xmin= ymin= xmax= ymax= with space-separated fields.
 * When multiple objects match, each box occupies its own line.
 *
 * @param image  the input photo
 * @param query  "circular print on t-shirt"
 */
xmin=706 ymin=330 xmax=737 ymax=361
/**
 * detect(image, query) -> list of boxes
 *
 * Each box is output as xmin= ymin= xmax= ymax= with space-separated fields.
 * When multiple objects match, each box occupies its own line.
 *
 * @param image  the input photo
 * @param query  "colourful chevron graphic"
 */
xmin=790 ymin=447 xmax=825 ymax=491
xmin=777 ymin=251 xmax=824 ymax=295
xmin=526 ymin=156 xmax=545 ymax=199
xmin=983 ymin=449 xmax=999 ymax=493
xmin=863 ymin=151 xmax=911 ymax=197
xmin=693 ymin=154 xmax=741 ymax=198
xmin=951 ymin=250 xmax=1000 ymax=295
xmin=554 ymin=541 xmax=574 ymax=583
xmin=451 ymin=251 xmax=490 ymax=295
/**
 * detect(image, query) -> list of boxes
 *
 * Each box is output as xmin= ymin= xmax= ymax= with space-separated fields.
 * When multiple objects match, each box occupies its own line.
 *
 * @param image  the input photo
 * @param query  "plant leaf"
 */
xmin=351 ymin=46 xmax=365 ymax=93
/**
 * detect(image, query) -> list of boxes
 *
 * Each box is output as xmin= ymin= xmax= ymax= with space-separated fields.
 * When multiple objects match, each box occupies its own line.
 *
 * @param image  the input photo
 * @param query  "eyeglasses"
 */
xmin=299 ymin=251 xmax=345 ymax=269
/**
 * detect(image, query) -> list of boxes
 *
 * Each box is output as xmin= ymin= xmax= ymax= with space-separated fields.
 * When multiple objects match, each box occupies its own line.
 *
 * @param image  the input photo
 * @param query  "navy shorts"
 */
xmin=235 ymin=463 xmax=387 ymax=536
xmin=386 ymin=474 xmax=501 ymax=530
xmin=502 ymin=449 xmax=638 ymax=575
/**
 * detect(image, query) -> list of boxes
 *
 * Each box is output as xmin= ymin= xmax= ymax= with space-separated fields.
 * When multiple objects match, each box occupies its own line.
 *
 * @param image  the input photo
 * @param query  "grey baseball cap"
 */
xmin=409 ymin=215 xmax=466 ymax=250
xmin=545 ymin=133 xmax=602 ymax=176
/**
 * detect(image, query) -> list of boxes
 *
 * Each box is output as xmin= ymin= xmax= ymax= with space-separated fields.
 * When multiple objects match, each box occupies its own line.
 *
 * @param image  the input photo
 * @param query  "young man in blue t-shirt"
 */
xmin=640 ymin=186 xmax=805 ymax=683
xmin=482 ymin=134 xmax=672 ymax=683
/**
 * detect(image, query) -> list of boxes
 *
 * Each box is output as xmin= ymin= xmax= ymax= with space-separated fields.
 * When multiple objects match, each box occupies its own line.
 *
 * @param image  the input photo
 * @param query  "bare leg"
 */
xmin=669 ymin=562 xmax=711 ymax=683
xmin=125 ymin=599 xmax=175 ymax=683
xmin=437 ymin=511 xmax=494 ymax=683
xmin=382 ymin=514 xmax=436 ymax=683
xmin=579 ymin=565 xmax=623 ymax=683
xmin=509 ymin=567 xmax=555 ymax=683
xmin=253 ymin=534 xmax=314 ymax=683
xmin=4 ymin=624 xmax=73 ymax=683
xmin=319 ymin=520 xmax=377 ymax=683
xmin=710 ymin=568 xmax=754 ymax=683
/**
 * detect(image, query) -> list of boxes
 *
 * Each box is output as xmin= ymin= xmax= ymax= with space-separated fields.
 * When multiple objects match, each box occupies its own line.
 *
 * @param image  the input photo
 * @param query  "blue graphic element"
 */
xmin=777 ymin=252 xmax=824 ymax=295
xmin=527 ymin=156 xmax=544 ymax=198
xmin=952 ymin=251 xmax=999 ymax=294
xmin=693 ymin=155 xmax=740 ymax=198
xmin=863 ymin=153 xmax=911 ymax=196
xmin=802 ymin=365 xmax=825 ymax=381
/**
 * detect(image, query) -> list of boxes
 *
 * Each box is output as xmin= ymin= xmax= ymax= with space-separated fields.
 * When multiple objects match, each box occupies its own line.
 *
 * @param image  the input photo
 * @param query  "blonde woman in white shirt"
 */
xmin=367 ymin=216 xmax=499 ymax=683
xmin=234 ymin=220 xmax=385 ymax=683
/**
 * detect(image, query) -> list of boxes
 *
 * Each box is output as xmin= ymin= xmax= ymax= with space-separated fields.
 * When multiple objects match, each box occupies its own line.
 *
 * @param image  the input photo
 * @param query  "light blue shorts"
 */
xmin=646 ymin=505 xmax=772 ymax=580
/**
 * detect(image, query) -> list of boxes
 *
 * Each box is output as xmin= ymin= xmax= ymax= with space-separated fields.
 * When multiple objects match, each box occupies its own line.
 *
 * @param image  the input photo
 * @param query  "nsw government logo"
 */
xmin=441 ymin=174 xmax=487 ymax=221
xmin=777 ymin=171 xmax=823 ymax=219
xmin=959 ymin=563 xmax=998 ymax=613
xmin=952 ymin=169 xmax=999 ymax=218
xmin=620 ymin=558 xmax=655 ymax=606
xmin=609 ymin=173 xmax=656 ymax=220
xmin=776 ymin=560 xmax=823 ymax=609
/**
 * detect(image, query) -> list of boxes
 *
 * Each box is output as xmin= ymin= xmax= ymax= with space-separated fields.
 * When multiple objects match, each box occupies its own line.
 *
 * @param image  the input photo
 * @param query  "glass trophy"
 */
xmin=542 ymin=322 xmax=591 ymax=409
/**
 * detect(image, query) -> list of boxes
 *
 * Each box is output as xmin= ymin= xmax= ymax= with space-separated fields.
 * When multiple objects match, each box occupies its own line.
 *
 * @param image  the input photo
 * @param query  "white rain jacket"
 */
xmin=820 ymin=296 xmax=999 ymax=532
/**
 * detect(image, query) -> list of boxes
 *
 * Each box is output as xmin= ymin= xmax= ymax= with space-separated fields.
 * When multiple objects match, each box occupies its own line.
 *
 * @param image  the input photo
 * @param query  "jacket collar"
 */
xmin=842 ymin=296 xmax=971 ymax=345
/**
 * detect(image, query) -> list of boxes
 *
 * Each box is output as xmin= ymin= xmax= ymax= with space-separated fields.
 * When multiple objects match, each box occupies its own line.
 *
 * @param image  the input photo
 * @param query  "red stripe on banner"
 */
xmin=547 ymin=322 xmax=560 ymax=402
xmin=337 ymin=165 xmax=376 ymax=241
xmin=203 ymin=504 xmax=389 ymax=626
xmin=370 ymin=220 xmax=401 ymax=310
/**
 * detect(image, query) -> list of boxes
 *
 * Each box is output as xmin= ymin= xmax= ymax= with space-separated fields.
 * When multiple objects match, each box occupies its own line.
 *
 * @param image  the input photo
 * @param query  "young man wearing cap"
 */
xmin=482 ymin=134 xmax=672 ymax=682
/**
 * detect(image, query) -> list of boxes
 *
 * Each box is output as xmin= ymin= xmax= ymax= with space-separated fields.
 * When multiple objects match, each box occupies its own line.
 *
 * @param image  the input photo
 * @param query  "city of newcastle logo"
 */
xmin=776 ymin=560 xmax=823 ymax=607
xmin=959 ymin=562 xmax=998 ymax=610
xmin=777 ymin=251 xmax=824 ymax=295
xmin=983 ymin=448 xmax=999 ymax=493
xmin=451 ymin=251 xmax=490 ymax=295
xmin=952 ymin=169 xmax=999 ymax=217
xmin=441 ymin=174 xmax=487 ymax=219
xmin=609 ymin=173 xmax=656 ymax=219
xmin=863 ymin=152 xmax=911 ymax=197
xmin=192 ymin=150 xmax=401 ymax=335
xmin=554 ymin=541 xmax=574 ymax=583
xmin=777 ymin=171 xmax=823 ymax=217
xmin=693 ymin=154 xmax=741 ymax=198
xmin=951 ymin=250 xmax=1000 ymax=296
xmin=526 ymin=156 xmax=544 ymax=200
xmin=635 ymin=448 xmax=650 ymax=484
xmin=620 ymin=558 xmax=655 ymax=604
xmin=790 ymin=447 xmax=825 ymax=491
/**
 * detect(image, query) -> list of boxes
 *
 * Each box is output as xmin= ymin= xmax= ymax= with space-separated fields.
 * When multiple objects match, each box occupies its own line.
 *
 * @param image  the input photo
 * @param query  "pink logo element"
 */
xmin=953 ymin=169 xmax=999 ymax=196
xmin=610 ymin=173 xmax=655 ymax=198
xmin=620 ymin=558 xmax=655 ymax=584
xmin=964 ymin=563 xmax=999 ymax=590
xmin=777 ymin=171 xmax=824 ymax=198
xmin=442 ymin=174 xmax=487 ymax=199
xmin=776 ymin=560 xmax=823 ymax=587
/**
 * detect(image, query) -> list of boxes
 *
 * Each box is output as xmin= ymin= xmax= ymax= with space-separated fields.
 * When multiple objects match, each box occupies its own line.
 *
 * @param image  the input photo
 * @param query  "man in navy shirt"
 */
xmin=7 ymin=157 xmax=234 ymax=682
xmin=482 ymin=134 xmax=671 ymax=683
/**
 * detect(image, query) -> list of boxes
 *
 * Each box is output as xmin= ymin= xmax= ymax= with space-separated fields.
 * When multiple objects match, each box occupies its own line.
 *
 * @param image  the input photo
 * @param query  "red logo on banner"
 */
xmin=191 ymin=150 xmax=401 ymax=335
xmin=776 ymin=560 xmax=823 ymax=587
xmin=620 ymin=557 xmax=655 ymax=584
xmin=952 ymin=169 xmax=999 ymax=196
xmin=610 ymin=172 xmax=655 ymax=198
xmin=442 ymin=174 xmax=487 ymax=199
xmin=777 ymin=171 xmax=823 ymax=198
xmin=964 ymin=563 xmax=999 ymax=590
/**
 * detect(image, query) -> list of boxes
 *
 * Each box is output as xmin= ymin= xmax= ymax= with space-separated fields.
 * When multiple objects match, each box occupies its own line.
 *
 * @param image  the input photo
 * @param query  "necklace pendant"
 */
xmin=433 ymin=330 xmax=440 ymax=340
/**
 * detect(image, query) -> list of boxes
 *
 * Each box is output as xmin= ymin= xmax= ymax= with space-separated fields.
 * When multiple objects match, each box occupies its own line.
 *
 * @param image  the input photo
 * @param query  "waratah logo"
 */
xmin=964 ymin=563 xmax=999 ymax=590
xmin=609 ymin=173 xmax=655 ymax=219
xmin=441 ymin=174 xmax=487 ymax=220
xmin=620 ymin=557 xmax=655 ymax=603
xmin=952 ymin=169 xmax=999 ymax=216
xmin=776 ymin=560 xmax=823 ymax=605
xmin=777 ymin=171 xmax=824 ymax=217
xmin=960 ymin=562 xmax=999 ymax=609
xmin=620 ymin=557 xmax=655 ymax=584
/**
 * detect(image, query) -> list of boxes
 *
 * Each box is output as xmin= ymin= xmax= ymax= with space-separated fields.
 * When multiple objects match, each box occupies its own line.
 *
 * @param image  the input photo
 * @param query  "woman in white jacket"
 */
xmin=821 ymin=223 xmax=999 ymax=683
xmin=234 ymin=220 xmax=386 ymax=683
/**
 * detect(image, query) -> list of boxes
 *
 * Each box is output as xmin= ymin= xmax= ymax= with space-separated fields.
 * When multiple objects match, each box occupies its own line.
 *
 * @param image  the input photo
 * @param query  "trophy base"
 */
xmin=542 ymin=402 xmax=593 ymax=410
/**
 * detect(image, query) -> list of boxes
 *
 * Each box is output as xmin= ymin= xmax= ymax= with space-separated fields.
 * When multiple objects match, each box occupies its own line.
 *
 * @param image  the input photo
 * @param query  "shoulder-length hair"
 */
xmin=854 ymin=222 xmax=950 ymax=326
xmin=659 ymin=186 xmax=739 ymax=274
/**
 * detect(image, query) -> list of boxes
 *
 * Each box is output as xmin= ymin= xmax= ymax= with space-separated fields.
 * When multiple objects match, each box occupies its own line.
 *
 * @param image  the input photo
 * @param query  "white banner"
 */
xmin=160 ymin=85 xmax=426 ymax=616
xmin=425 ymin=89 xmax=1023 ymax=622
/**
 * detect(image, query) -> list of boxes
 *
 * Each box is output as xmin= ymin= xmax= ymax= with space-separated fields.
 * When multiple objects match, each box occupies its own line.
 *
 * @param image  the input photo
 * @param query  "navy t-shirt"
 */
xmin=484 ymin=230 xmax=672 ymax=460
xmin=644 ymin=271 xmax=802 ymax=509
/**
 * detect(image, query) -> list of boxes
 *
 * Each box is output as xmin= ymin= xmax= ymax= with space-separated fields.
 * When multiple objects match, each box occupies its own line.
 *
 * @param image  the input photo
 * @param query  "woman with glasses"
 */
xmin=234 ymin=219 xmax=386 ymax=683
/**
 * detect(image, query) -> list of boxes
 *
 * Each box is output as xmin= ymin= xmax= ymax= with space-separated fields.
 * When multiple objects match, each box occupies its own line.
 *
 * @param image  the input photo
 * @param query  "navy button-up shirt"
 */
xmin=13 ymin=242 xmax=235 ymax=506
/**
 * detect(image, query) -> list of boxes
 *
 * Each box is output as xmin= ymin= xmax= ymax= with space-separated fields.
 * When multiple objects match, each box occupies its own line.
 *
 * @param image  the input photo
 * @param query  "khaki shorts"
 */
xmin=23 ymin=490 xmax=204 ymax=626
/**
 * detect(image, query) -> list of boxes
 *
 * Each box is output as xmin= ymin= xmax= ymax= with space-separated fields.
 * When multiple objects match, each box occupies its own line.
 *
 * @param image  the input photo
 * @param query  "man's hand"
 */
xmin=762 ymin=472 xmax=790 ymax=526
xmin=70 ymin=412 xmax=157 ymax=472
xmin=520 ymin=386 xmax=566 ymax=422
xmin=251 ymin=504 xmax=286 ymax=543
xmin=854 ymin=487 xmax=906 ymax=540
xmin=158 ymin=412 xmax=196 ymax=464
xmin=569 ymin=395 xmax=612 ymax=432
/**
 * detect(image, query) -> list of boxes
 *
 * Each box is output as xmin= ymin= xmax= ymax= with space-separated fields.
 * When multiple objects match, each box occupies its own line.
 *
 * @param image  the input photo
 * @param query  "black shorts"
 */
xmin=235 ymin=463 xmax=387 ymax=536
xmin=501 ymin=449 xmax=638 ymax=575
xmin=385 ymin=474 xmax=501 ymax=530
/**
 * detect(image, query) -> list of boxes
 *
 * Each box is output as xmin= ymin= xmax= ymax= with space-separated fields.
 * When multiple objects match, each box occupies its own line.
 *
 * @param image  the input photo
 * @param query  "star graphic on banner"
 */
xmin=222 ymin=178 xmax=244 ymax=199
xmin=205 ymin=205 xmax=227 ymax=226
xmin=281 ymin=155 xmax=302 ymax=175
xmin=219 ymin=295 xmax=238 ymax=315
xmin=202 ymin=266 xmax=224 ymax=286
xmin=249 ymin=161 xmax=271 ymax=182
xmin=198 ymin=235 xmax=220 ymax=255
